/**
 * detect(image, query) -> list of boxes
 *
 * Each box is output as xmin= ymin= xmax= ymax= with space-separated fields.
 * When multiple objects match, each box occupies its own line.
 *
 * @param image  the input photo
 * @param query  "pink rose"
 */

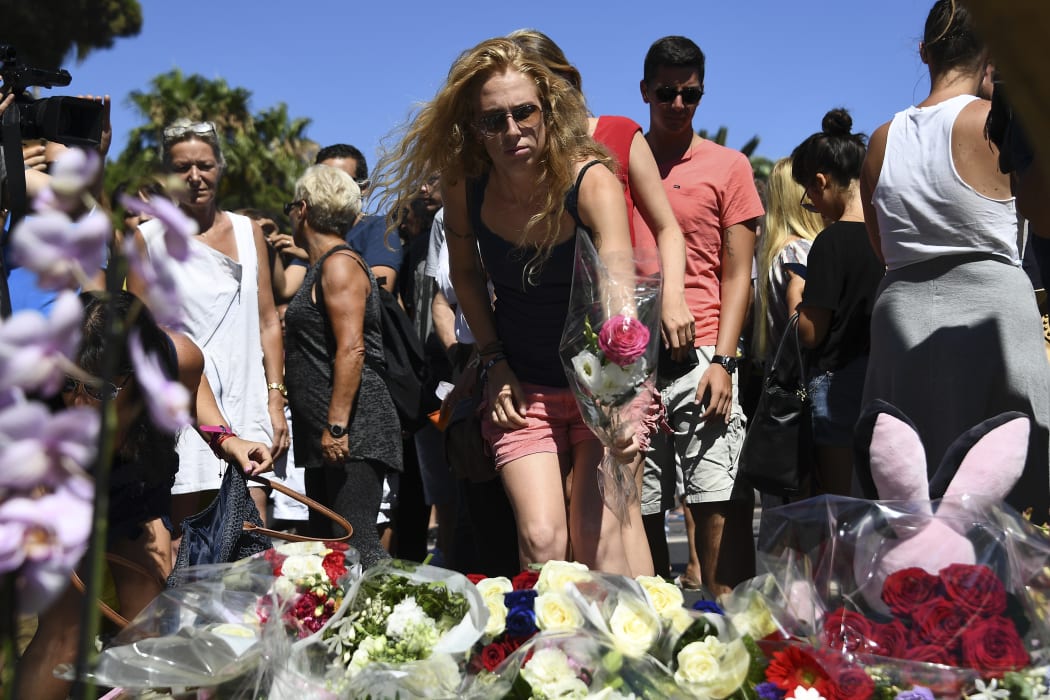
xmin=598 ymin=315 xmax=650 ymax=367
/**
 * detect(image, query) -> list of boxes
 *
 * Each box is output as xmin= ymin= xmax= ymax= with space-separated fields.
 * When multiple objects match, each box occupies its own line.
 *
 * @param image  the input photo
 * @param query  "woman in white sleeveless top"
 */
xmin=129 ymin=120 xmax=290 ymax=531
xmin=860 ymin=0 xmax=1050 ymax=516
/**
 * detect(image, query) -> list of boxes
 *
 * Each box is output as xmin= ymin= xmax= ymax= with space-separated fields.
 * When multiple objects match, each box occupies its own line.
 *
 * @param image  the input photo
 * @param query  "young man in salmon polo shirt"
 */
xmin=635 ymin=35 xmax=763 ymax=596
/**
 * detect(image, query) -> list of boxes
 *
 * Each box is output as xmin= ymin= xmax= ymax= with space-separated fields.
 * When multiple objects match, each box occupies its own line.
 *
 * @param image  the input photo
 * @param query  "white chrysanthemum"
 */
xmin=279 ymin=554 xmax=326 ymax=581
xmin=608 ymin=600 xmax=659 ymax=657
xmin=635 ymin=575 xmax=684 ymax=620
xmin=536 ymin=560 xmax=590 ymax=595
xmin=385 ymin=598 xmax=429 ymax=639
xmin=521 ymin=648 xmax=577 ymax=690
xmin=534 ymin=591 xmax=583 ymax=633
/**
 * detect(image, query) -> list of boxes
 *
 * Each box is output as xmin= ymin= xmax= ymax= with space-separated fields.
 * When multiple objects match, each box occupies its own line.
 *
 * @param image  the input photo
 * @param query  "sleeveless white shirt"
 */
xmin=873 ymin=94 xmax=1020 ymax=271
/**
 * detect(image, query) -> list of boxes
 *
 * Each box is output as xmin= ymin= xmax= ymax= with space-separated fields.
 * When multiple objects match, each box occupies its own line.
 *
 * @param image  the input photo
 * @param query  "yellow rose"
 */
xmin=608 ymin=600 xmax=659 ymax=657
xmin=674 ymin=637 xmax=750 ymax=699
xmin=534 ymin=591 xmax=583 ymax=633
xmin=636 ymin=575 xmax=685 ymax=620
xmin=536 ymin=560 xmax=590 ymax=594
xmin=475 ymin=576 xmax=512 ymax=638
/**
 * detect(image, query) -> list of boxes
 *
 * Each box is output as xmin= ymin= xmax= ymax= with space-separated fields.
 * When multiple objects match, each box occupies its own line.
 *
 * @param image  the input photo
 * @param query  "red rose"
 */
xmin=939 ymin=563 xmax=1006 ymax=618
xmin=821 ymin=608 xmax=877 ymax=655
xmin=827 ymin=666 xmax=875 ymax=700
xmin=871 ymin=620 xmax=909 ymax=658
xmin=512 ymin=570 xmax=539 ymax=590
xmin=504 ymin=635 xmax=534 ymax=653
xmin=960 ymin=616 xmax=1029 ymax=673
xmin=322 ymin=551 xmax=347 ymax=582
xmin=466 ymin=573 xmax=487 ymax=584
xmin=881 ymin=567 xmax=941 ymax=619
xmin=912 ymin=599 xmax=969 ymax=649
xmin=908 ymin=644 xmax=957 ymax=667
xmin=480 ymin=641 xmax=508 ymax=671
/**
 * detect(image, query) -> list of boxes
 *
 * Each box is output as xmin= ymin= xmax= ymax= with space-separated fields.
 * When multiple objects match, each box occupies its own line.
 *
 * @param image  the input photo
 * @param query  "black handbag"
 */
xmin=737 ymin=313 xmax=812 ymax=497
xmin=166 ymin=465 xmax=273 ymax=587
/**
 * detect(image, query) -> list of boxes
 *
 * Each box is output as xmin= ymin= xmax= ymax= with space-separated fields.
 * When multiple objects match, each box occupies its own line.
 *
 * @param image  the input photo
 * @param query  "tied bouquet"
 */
xmin=257 ymin=540 xmax=358 ymax=639
xmin=559 ymin=231 xmax=662 ymax=522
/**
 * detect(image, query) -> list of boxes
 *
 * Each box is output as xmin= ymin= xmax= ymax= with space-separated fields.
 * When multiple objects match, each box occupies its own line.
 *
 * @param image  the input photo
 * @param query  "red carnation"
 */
xmin=262 ymin=548 xmax=287 ymax=576
xmin=765 ymin=645 xmax=833 ymax=694
xmin=939 ymin=563 xmax=1007 ymax=618
xmin=466 ymin=573 xmax=487 ymax=584
xmin=480 ymin=641 xmax=508 ymax=671
xmin=912 ymin=598 xmax=968 ymax=649
xmin=881 ymin=567 xmax=941 ymax=618
xmin=512 ymin=569 xmax=539 ymax=590
xmin=827 ymin=666 xmax=875 ymax=700
xmin=322 ymin=551 xmax=347 ymax=582
xmin=292 ymin=591 xmax=323 ymax=620
xmin=959 ymin=616 xmax=1029 ymax=673
xmin=908 ymin=644 xmax=957 ymax=667
xmin=871 ymin=620 xmax=909 ymax=658
xmin=821 ymin=608 xmax=877 ymax=655
xmin=325 ymin=541 xmax=350 ymax=552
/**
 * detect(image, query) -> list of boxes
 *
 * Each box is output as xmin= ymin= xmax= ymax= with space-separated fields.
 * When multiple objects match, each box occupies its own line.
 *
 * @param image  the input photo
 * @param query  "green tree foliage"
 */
xmin=698 ymin=126 xmax=773 ymax=182
xmin=105 ymin=69 xmax=317 ymax=215
xmin=0 ymin=0 xmax=142 ymax=72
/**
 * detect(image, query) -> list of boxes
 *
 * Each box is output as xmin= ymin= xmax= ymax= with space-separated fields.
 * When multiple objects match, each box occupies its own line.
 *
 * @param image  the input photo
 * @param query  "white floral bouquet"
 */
xmin=270 ymin=559 xmax=487 ymax=699
xmin=558 ymin=231 xmax=662 ymax=521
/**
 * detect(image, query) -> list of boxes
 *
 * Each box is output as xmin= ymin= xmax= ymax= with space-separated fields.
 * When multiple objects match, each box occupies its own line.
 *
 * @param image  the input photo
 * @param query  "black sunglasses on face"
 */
xmin=63 ymin=374 xmax=132 ymax=402
xmin=476 ymin=103 xmax=543 ymax=137
xmin=284 ymin=200 xmax=303 ymax=216
xmin=653 ymin=85 xmax=703 ymax=105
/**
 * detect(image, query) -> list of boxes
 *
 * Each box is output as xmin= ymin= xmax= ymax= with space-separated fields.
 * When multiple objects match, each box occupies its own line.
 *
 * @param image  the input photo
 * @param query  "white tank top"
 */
xmin=873 ymin=94 xmax=1020 ymax=271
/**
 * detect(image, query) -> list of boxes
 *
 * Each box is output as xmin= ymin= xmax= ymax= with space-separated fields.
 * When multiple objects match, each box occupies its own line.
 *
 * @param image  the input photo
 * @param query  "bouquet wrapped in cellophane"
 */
xmin=558 ymin=231 xmax=662 ymax=522
xmin=755 ymin=494 xmax=1050 ymax=699
xmin=269 ymin=559 xmax=487 ymax=699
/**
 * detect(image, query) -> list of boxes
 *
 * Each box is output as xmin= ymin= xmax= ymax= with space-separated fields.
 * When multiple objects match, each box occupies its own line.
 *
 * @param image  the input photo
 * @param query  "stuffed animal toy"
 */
xmin=850 ymin=399 xmax=1030 ymax=613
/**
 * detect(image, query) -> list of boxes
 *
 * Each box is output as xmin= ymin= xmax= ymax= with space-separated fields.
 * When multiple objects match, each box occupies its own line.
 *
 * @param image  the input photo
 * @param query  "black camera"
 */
xmin=0 ymin=44 xmax=103 ymax=148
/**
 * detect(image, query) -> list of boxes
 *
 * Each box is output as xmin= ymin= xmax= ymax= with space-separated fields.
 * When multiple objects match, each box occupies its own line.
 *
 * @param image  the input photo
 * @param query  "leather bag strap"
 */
xmin=242 ymin=472 xmax=354 ymax=543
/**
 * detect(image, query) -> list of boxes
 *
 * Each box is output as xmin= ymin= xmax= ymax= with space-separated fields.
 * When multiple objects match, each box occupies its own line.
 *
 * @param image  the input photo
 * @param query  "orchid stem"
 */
xmin=1 ymin=574 xmax=15 ymax=700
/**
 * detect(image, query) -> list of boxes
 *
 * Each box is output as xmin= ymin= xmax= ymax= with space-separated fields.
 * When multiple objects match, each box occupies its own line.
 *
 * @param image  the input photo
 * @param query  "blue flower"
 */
xmin=691 ymin=599 xmax=724 ymax=615
xmin=755 ymin=681 xmax=785 ymax=700
xmin=504 ymin=605 xmax=537 ymax=637
xmin=504 ymin=589 xmax=538 ymax=609
xmin=895 ymin=687 xmax=935 ymax=700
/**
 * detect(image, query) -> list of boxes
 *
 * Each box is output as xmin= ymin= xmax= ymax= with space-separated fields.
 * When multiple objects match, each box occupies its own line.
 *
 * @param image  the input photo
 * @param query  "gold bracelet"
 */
xmin=267 ymin=382 xmax=287 ymax=398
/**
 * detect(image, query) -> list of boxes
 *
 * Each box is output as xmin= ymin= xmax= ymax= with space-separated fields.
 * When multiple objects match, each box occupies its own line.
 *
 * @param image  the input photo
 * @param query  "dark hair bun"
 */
xmin=821 ymin=108 xmax=853 ymax=137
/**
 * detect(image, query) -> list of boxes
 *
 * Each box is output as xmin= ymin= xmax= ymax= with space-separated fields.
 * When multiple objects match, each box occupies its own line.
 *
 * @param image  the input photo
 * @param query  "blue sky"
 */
xmin=56 ymin=0 xmax=934 ymax=177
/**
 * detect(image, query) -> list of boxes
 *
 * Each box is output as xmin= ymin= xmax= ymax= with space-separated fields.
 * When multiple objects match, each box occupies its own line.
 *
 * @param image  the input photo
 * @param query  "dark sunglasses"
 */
xmin=283 ymin=200 xmax=304 ymax=216
xmin=653 ymin=85 xmax=703 ymax=105
xmin=476 ymin=103 xmax=543 ymax=137
xmin=799 ymin=189 xmax=820 ymax=214
xmin=63 ymin=374 xmax=132 ymax=402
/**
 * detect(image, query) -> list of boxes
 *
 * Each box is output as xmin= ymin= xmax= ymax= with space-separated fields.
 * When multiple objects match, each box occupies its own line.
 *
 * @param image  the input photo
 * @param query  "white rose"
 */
xmin=275 ymin=541 xmax=331 ymax=557
xmin=636 ymin=575 xmax=684 ymax=620
xmin=279 ymin=554 xmax=326 ymax=581
xmin=608 ymin=600 xmax=659 ymax=657
xmin=476 ymin=577 xmax=512 ymax=638
xmin=536 ymin=560 xmax=590 ymax=595
xmin=675 ymin=637 xmax=750 ymax=699
xmin=730 ymin=593 xmax=778 ymax=640
xmin=534 ymin=591 xmax=583 ymax=633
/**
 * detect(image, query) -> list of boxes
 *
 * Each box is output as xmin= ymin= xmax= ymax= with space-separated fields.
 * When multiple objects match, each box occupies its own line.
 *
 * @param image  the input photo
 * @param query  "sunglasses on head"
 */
xmin=653 ymin=85 xmax=703 ymax=105
xmin=63 ymin=374 xmax=132 ymax=402
xmin=162 ymin=121 xmax=218 ymax=142
xmin=476 ymin=103 xmax=543 ymax=138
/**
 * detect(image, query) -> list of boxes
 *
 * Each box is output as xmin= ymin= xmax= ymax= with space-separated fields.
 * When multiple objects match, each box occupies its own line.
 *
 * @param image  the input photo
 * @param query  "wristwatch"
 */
xmin=327 ymin=423 xmax=347 ymax=438
xmin=267 ymin=382 xmax=288 ymax=398
xmin=711 ymin=354 xmax=738 ymax=375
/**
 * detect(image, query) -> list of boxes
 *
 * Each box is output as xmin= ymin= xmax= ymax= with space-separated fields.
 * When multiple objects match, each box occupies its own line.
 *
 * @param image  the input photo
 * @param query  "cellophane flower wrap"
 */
xmin=269 ymin=559 xmax=487 ymax=699
xmin=755 ymin=495 xmax=1050 ymax=699
xmin=64 ymin=556 xmax=279 ymax=697
xmin=558 ymin=230 xmax=662 ymax=522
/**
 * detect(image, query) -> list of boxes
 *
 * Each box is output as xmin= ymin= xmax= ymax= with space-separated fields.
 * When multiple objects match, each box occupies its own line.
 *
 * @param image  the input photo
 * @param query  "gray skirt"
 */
xmin=863 ymin=254 xmax=1050 ymax=514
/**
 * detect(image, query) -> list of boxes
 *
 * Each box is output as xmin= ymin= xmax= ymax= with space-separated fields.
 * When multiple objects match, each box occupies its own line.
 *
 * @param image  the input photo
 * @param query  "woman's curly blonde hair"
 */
xmin=372 ymin=37 xmax=611 ymax=274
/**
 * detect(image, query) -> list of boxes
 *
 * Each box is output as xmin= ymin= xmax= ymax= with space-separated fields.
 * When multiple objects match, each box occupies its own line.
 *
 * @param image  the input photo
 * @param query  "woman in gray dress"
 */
xmin=283 ymin=165 xmax=402 ymax=567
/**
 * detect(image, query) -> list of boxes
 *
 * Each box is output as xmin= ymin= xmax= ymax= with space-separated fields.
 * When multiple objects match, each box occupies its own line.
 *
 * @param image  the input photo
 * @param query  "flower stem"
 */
xmin=1 ymin=574 xmax=16 ymax=700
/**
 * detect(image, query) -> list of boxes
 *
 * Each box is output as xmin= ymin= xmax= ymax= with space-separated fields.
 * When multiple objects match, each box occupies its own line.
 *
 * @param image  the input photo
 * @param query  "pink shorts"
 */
xmin=481 ymin=383 xmax=599 ymax=469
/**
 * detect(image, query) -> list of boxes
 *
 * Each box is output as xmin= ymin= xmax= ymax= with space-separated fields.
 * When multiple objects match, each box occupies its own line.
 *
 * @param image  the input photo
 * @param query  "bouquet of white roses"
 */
xmin=559 ymin=231 xmax=662 ymax=522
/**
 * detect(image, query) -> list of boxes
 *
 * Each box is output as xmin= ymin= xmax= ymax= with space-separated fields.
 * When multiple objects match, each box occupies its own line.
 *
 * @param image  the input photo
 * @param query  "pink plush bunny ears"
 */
xmin=853 ymin=399 xmax=1030 ymax=504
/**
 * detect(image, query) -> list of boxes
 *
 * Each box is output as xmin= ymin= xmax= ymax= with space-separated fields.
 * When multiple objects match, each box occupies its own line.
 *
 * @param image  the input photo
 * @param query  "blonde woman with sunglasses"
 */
xmin=377 ymin=38 xmax=639 ymax=574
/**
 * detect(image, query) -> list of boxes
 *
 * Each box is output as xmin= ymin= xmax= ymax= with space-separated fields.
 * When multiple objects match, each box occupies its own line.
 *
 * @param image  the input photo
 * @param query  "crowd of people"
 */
xmin=4 ymin=2 xmax=1050 ymax=695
